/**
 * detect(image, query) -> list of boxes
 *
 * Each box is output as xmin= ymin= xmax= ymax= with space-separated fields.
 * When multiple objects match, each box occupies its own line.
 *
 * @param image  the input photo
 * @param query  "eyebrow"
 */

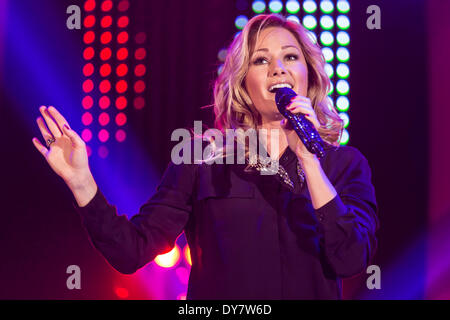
xmin=255 ymin=45 xmax=300 ymax=52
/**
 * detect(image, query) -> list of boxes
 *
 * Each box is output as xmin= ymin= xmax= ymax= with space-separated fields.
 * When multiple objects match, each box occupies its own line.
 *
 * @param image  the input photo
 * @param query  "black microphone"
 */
xmin=275 ymin=87 xmax=326 ymax=158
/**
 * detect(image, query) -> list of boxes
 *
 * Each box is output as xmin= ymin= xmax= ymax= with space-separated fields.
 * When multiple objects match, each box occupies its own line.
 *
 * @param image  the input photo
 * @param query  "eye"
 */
xmin=285 ymin=54 xmax=299 ymax=61
xmin=252 ymin=56 xmax=268 ymax=65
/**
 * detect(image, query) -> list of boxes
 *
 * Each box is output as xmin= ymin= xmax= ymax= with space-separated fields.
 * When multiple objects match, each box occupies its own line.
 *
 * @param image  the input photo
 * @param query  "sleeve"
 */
xmin=314 ymin=147 xmax=379 ymax=278
xmin=72 ymin=161 xmax=197 ymax=274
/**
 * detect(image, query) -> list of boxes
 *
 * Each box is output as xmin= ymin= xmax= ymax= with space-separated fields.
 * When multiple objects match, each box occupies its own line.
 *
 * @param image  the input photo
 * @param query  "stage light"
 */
xmin=135 ymin=32 xmax=146 ymax=44
xmin=320 ymin=31 xmax=334 ymax=46
xmin=336 ymin=47 xmax=349 ymax=62
xmin=322 ymin=47 xmax=334 ymax=62
xmin=101 ymin=16 xmax=112 ymax=28
xmin=235 ymin=15 xmax=248 ymax=30
xmin=118 ymin=0 xmax=130 ymax=12
xmin=100 ymin=31 xmax=112 ymax=44
xmin=268 ymin=0 xmax=283 ymax=13
xmin=287 ymin=15 xmax=300 ymax=25
xmin=135 ymin=48 xmax=146 ymax=60
xmin=217 ymin=49 xmax=227 ymax=62
xmin=98 ymin=145 xmax=109 ymax=158
xmin=99 ymin=112 xmax=110 ymax=126
xmin=336 ymin=31 xmax=350 ymax=46
xmin=217 ymin=64 xmax=224 ymax=76
xmin=134 ymin=64 xmax=146 ymax=77
xmin=320 ymin=0 xmax=334 ymax=14
xmin=83 ymin=63 xmax=94 ymax=77
xmin=324 ymin=63 xmax=334 ymax=78
xmin=114 ymin=287 xmax=129 ymax=299
xmin=116 ymin=80 xmax=128 ymax=94
xmin=81 ymin=128 xmax=93 ymax=142
xmin=99 ymin=96 xmax=111 ymax=109
xmin=117 ymin=16 xmax=129 ymax=28
xmin=82 ymin=79 xmax=94 ymax=93
xmin=307 ymin=31 xmax=317 ymax=44
xmin=115 ymin=112 xmax=127 ymax=126
xmin=328 ymin=81 xmax=334 ymax=95
xmin=83 ymin=15 xmax=95 ymax=28
xmin=155 ymin=245 xmax=181 ymax=269
xmin=84 ymin=0 xmax=96 ymax=12
xmin=99 ymin=63 xmax=112 ymax=77
xmin=116 ymin=64 xmax=128 ymax=77
xmin=337 ymin=0 xmax=350 ymax=14
xmin=134 ymin=80 xmax=146 ymax=94
xmin=83 ymin=47 xmax=95 ymax=60
xmin=302 ymin=15 xmax=317 ymax=30
xmin=286 ymin=0 xmax=300 ymax=14
xmin=252 ymin=0 xmax=266 ymax=14
xmin=184 ymin=245 xmax=192 ymax=266
xmin=133 ymin=97 xmax=145 ymax=110
xmin=116 ymin=96 xmax=127 ymax=110
xmin=116 ymin=47 xmax=128 ymax=60
xmin=99 ymin=79 xmax=111 ymax=93
xmin=115 ymin=129 xmax=126 ymax=142
xmin=98 ymin=129 xmax=110 ymax=142
xmin=336 ymin=15 xmax=350 ymax=30
xmin=117 ymin=31 xmax=129 ymax=44
xmin=83 ymin=31 xmax=95 ymax=44
xmin=336 ymin=96 xmax=349 ymax=112
xmin=303 ymin=0 xmax=317 ymax=13
xmin=82 ymin=112 xmax=93 ymax=126
xmin=336 ymin=79 xmax=349 ymax=95
xmin=100 ymin=47 xmax=112 ymax=61
xmin=339 ymin=112 xmax=349 ymax=128
xmin=82 ymin=96 xmax=93 ymax=109
xmin=320 ymin=15 xmax=334 ymax=30
xmin=336 ymin=63 xmax=349 ymax=79
xmin=101 ymin=0 xmax=113 ymax=12
xmin=340 ymin=128 xmax=349 ymax=145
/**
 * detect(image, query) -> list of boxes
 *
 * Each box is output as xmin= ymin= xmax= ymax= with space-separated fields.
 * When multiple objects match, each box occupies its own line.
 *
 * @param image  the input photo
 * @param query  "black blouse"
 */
xmin=74 ymin=144 xmax=379 ymax=300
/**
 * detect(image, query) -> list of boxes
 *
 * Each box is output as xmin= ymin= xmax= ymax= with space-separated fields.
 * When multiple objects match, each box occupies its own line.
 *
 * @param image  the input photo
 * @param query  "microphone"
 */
xmin=275 ymin=87 xmax=326 ymax=158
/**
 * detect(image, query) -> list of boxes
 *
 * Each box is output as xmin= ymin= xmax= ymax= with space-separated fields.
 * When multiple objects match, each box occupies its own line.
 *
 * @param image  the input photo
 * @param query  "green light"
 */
xmin=287 ymin=15 xmax=300 ymax=25
xmin=336 ymin=96 xmax=349 ymax=112
xmin=336 ymin=80 xmax=349 ymax=95
xmin=252 ymin=0 xmax=266 ymax=14
xmin=337 ymin=0 xmax=350 ymax=14
xmin=337 ymin=15 xmax=350 ymax=30
xmin=286 ymin=0 xmax=300 ymax=14
xmin=325 ymin=63 xmax=334 ymax=78
xmin=322 ymin=47 xmax=334 ymax=62
xmin=302 ymin=15 xmax=317 ymax=30
xmin=336 ymin=63 xmax=349 ymax=79
xmin=320 ymin=0 xmax=334 ymax=14
xmin=337 ymin=31 xmax=350 ymax=46
xmin=328 ymin=81 xmax=334 ymax=95
xmin=268 ymin=0 xmax=283 ymax=13
xmin=320 ymin=31 xmax=334 ymax=46
xmin=235 ymin=15 xmax=248 ymax=30
xmin=336 ymin=47 xmax=350 ymax=62
xmin=303 ymin=0 xmax=317 ymax=14
xmin=339 ymin=112 xmax=350 ymax=128
xmin=339 ymin=128 xmax=349 ymax=145
xmin=320 ymin=15 xmax=334 ymax=30
xmin=307 ymin=31 xmax=317 ymax=44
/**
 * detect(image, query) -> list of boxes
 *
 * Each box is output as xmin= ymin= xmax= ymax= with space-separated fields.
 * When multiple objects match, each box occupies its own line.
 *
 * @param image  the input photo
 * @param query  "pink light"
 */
xmin=115 ymin=287 xmax=129 ymax=299
xmin=100 ymin=31 xmax=112 ymax=44
xmin=118 ymin=0 xmax=130 ymax=12
xmin=83 ymin=15 xmax=95 ymax=28
xmin=101 ymin=16 xmax=112 ymax=28
xmin=116 ymin=80 xmax=128 ymax=94
xmin=100 ymin=47 xmax=112 ymax=61
xmin=98 ymin=129 xmax=110 ymax=143
xmin=83 ymin=47 xmax=95 ymax=60
xmin=100 ymin=64 xmax=111 ymax=77
xmin=99 ymin=79 xmax=111 ymax=93
xmin=83 ymin=31 xmax=95 ymax=44
xmin=133 ymin=97 xmax=145 ymax=110
xmin=99 ymin=112 xmax=110 ymax=126
xmin=117 ymin=16 xmax=129 ymax=28
xmin=101 ymin=0 xmax=113 ymax=12
xmin=115 ymin=96 xmax=128 ymax=110
xmin=115 ymin=129 xmax=126 ymax=142
xmin=83 ymin=63 xmax=94 ymax=77
xmin=99 ymin=96 xmax=111 ymax=109
xmin=84 ymin=0 xmax=96 ymax=12
xmin=135 ymin=48 xmax=146 ymax=60
xmin=81 ymin=128 xmax=93 ymax=142
xmin=116 ymin=48 xmax=128 ymax=60
xmin=116 ymin=63 xmax=128 ymax=77
xmin=115 ymin=112 xmax=127 ymax=126
xmin=117 ymin=31 xmax=129 ymax=44
xmin=134 ymin=80 xmax=146 ymax=93
xmin=82 ymin=96 xmax=93 ymax=109
xmin=81 ymin=112 xmax=93 ymax=126
xmin=98 ymin=145 xmax=109 ymax=158
xmin=134 ymin=64 xmax=146 ymax=77
xmin=82 ymin=79 xmax=94 ymax=93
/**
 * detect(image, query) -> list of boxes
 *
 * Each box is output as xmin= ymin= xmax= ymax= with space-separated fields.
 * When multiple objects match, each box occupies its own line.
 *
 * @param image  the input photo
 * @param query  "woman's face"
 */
xmin=245 ymin=27 xmax=309 ymax=124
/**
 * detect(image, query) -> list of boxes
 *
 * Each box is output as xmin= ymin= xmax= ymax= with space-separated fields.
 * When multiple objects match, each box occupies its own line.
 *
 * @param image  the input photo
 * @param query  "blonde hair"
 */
xmin=213 ymin=14 xmax=343 ymax=146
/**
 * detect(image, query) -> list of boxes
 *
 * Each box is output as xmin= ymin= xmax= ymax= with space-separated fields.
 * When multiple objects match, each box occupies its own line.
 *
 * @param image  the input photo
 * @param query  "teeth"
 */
xmin=269 ymin=83 xmax=293 ymax=92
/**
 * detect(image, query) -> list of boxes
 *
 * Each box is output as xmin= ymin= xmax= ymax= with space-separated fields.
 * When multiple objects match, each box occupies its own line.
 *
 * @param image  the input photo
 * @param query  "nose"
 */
xmin=270 ymin=59 xmax=287 ymax=76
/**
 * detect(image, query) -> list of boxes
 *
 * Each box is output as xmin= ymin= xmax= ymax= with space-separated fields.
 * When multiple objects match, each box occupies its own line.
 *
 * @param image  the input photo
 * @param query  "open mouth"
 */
xmin=268 ymin=83 xmax=293 ymax=93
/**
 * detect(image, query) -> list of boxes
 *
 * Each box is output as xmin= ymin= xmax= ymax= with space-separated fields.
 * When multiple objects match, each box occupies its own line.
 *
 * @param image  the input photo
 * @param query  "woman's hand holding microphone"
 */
xmin=32 ymin=106 xmax=97 ymax=207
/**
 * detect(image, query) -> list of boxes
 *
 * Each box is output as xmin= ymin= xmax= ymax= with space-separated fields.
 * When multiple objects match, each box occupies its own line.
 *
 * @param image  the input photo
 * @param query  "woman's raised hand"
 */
xmin=32 ymin=106 xmax=97 ymax=204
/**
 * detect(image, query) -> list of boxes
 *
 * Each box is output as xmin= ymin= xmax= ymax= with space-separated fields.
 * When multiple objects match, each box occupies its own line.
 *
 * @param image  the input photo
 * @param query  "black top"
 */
xmin=74 ymin=144 xmax=379 ymax=300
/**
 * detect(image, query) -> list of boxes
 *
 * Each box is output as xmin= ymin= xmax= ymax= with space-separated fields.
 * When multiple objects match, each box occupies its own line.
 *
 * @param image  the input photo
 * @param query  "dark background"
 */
xmin=0 ymin=0 xmax=429 ymax=299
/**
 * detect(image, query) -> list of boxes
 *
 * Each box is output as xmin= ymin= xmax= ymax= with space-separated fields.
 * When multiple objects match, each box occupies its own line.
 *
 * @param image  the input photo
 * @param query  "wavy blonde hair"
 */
xmin=213 ymin=14 xmax=343 ymax=147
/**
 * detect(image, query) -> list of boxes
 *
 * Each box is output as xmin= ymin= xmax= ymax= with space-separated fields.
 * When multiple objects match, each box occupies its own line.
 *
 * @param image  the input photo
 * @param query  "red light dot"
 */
xmin=83 ymin=31 xmax=95 ymax=44
xmin=115 ymin=112 xmax=127 ymax=126
xmin=115 ymin=287 xmax=129 ymax=299
xmin=98 ymin=112 xmax=110 ymax=126
xmin=98 ymin=129 xmax=110 ymax=143
xmin=117 ymin=31 xmax=129 ymax=44
xmin=116 ymin=80 xmax=128 ymax=93
xmin=98 ymin=145 xmax=109 ymax=158
xmin=116 ymin=64 xmax=128 ymax=77
xmin=115 ymin=129 xmax=126 ymax=142
xmin=81 ymin=128 xmax=93 ymax=142
xmin=83 ymin=63 xmax=94 ymax=77
xmin=135 ymin=48 xmax=147 ymax=60
xmin=100 ymin=64 xmax=112 ymax=77
xmin=84 ymin=0 xmax=96 ymax=11
xmin=117 ymin=16 xmax=129 ymax=28
xmin=82 ymin=96 xmax=93 ymax=109
xmin=84 ymin=15 xmax=96 ymax=28
xmin=134 ymin=97 xmax=145 ymax=109
xmin=118 ymin=0 xmax=130 ymax=12
xmin=99 ymin=96 xmax=111 ymax=109
xmin=82 ymin=112 xmax=93 ymax=126
xmin=134 ymin=64 xmax=146 ymax=77
xmin=100 ymin=31 xmax=112 ymax=44
xmin=83 ymin=79 xmax=94 ymax=93
xmin=135 ymin=32 xmax=146 ymax=44
xmin=116 ymin=47 xmax=128 ymax=60
xmin=134 ymin=80 xmax=146 ymax=93
xmin=83 ymin=47 xmax=95 ymax=60
xmin=100 ymin=47 xmax=112 ymax=61
xmin=99 ymin=80 xmax=111 ymax=93
xmin=115 ymin=96 xmax=128 ymax=110
xmin=101 ymin=16 xmax=112 ymax=28
xmin=101 ymin=0 xmax=113 ymax=12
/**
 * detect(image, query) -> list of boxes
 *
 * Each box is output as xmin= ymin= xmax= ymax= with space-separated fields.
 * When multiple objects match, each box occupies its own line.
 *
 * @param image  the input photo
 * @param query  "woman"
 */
xmin=32 ymin=14 xmax=379 ymax=299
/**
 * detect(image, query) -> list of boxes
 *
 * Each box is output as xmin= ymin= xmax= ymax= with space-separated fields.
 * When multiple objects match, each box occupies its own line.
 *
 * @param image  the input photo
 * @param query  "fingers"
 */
xmin=31 ymin=137 xmax=49 ymax=157
xmin=62 ymin=123 xmax=85 ymax=149
xmin=47 ymin=106 xmax=71 ymax=132
xmin=36 ymin=116 xmax=53 ymax=142
xmin=39 ymin=106 xmax=62 ymax=138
